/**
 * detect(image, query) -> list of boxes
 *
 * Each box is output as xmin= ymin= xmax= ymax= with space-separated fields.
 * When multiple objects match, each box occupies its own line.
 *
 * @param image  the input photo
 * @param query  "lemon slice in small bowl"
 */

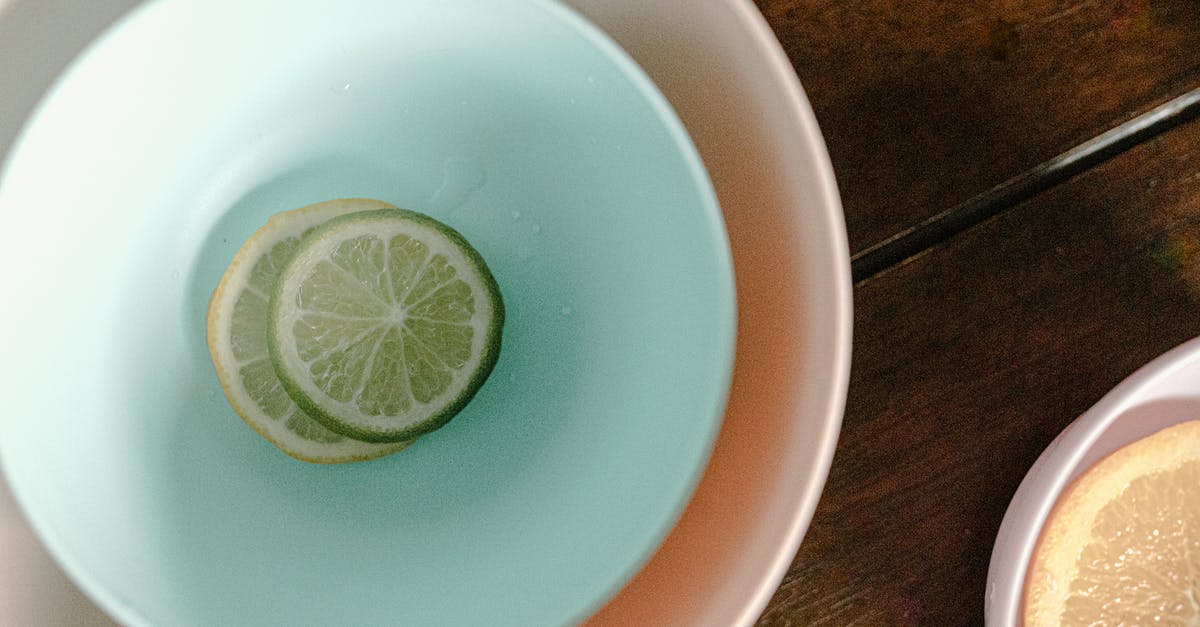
xmin=1024 ymin=420 xmax=1200 ymax=626
xmin=989 ymin=336 xmax=1200 ymax=626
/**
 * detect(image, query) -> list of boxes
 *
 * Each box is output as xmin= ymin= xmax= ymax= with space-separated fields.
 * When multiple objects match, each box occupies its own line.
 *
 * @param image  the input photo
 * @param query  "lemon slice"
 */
xmin=1024 ymin=420 xmax=1200 ymax=625
xmin=207 ymin=199 xmax=413 ymax=463
xmin=268 ymin=208 xmax=504 ymax=443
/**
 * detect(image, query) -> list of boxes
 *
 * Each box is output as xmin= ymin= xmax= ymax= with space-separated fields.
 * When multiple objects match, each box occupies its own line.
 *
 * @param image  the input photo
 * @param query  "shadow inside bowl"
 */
xmin=1072 ymin=396 xmax=1200 ymax=483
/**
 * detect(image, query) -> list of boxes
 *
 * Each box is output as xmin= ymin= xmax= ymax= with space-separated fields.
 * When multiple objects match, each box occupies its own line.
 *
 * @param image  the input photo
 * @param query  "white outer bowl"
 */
xmin=0 ymin=1 xmax=851 ymax=625
xmin=986 ymin=335 xmax=1200 ymax=625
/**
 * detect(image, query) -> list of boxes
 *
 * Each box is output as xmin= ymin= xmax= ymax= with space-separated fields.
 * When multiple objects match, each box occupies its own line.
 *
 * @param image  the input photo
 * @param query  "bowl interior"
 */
xmin=0 ymin=1 xmax=735 ymax=625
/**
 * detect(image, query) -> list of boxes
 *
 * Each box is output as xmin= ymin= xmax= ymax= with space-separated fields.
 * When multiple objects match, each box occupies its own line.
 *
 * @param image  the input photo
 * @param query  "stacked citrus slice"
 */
xmin=1024 ymin=420 xmax=1200 ymax=625
xmin=207 ymin=198 xmax=504 ymax=463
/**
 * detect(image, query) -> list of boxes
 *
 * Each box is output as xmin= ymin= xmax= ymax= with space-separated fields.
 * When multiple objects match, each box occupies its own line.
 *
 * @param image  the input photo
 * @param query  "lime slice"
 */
xmin=268 ymin=208 xmax=504 ymax=442
xmin=207 ymin=199 xmax=414 ymax=463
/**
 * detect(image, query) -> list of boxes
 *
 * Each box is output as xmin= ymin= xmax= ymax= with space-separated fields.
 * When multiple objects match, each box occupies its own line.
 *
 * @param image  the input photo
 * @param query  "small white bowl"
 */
xmin=986 ymin=335 xmax=1200 ymax=625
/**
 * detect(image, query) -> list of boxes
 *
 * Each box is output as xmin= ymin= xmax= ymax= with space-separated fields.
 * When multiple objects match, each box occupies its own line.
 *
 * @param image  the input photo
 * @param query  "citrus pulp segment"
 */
xmin=268 ymin=208 xmax=504 ymax=443
xmin=207 ymin=198 xmax=413 ymax=463
xmin=1024 ymin=419 xmax=1200 ymax=626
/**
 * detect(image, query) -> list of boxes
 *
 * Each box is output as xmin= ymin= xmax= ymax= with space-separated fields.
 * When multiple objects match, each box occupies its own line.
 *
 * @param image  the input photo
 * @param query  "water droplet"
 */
xmin=586 ymin=75 xmax=596 ymax=84
xmin=560 ymin=306 xmax=572 ymax=317
xmin=171 ymin=270 xmax=181 ymax=280
xmin=615 ymin=144 xmax=624 ymax=152
xmin=429 ymin=156 xmax=486 ymax=213
xmin=511 ymin=210 xmax=522 ymax=221
xmin=569 ymin=97 xmax=577 ymax=105
xmin=531 ymin=223 xmax=541 ymax=235
xmin=509 ymin=372 xmax=517 ymax=383
xmin=330 ymin=81 xmax=352 ymax=93
xmin=460 ymin=99 xmax=468 ymax=106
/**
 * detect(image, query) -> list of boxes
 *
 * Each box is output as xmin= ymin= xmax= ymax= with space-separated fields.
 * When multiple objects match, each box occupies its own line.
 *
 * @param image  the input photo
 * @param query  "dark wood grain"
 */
xmin=757 ymin=118 xmax=1200 ymax=625
xmin=755 ymin=0 xmax=1200 ymax=255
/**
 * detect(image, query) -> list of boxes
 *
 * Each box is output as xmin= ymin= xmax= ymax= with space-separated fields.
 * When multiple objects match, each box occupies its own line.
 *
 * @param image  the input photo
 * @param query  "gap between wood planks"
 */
xmin=850 ymin=86 xmax=1200 ymax=284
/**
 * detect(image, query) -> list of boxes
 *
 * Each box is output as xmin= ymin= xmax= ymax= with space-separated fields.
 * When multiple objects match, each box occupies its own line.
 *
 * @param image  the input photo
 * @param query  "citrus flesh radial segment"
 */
xmin=1024 ymin=420 xmax=1200 ymax=626
xmin=269 ymin=208 xmax=504 ymax=443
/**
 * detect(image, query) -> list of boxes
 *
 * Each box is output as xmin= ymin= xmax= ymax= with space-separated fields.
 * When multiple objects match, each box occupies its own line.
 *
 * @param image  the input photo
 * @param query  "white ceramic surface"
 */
xmin=986 ymin=335 xmax=1200 ymax=625
xmin=0 ymin=4 xmax=139 ymax=624
xmin=568 ymin=2 xmax=850 ymax=626
xmin=0 ymin=1 xmax=851 ymax=625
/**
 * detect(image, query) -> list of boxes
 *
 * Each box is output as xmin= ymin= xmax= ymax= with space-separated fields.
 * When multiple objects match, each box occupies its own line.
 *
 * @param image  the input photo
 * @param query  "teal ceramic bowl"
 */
xmin=0 ymin=1 xmax=735 ymax=625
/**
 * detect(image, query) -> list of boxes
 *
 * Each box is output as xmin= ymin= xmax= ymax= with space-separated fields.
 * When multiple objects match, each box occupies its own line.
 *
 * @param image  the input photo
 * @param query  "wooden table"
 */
xmin=751 ymin=1 xmax=1200 ymax=624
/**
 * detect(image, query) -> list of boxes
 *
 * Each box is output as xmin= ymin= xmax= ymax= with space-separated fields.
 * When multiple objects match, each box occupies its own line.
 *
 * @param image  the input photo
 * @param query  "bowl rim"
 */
xmin=721 ymin=2 xmax=851 ymax=624
xmin=571 ymin=1 xmax=851 ymax=623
